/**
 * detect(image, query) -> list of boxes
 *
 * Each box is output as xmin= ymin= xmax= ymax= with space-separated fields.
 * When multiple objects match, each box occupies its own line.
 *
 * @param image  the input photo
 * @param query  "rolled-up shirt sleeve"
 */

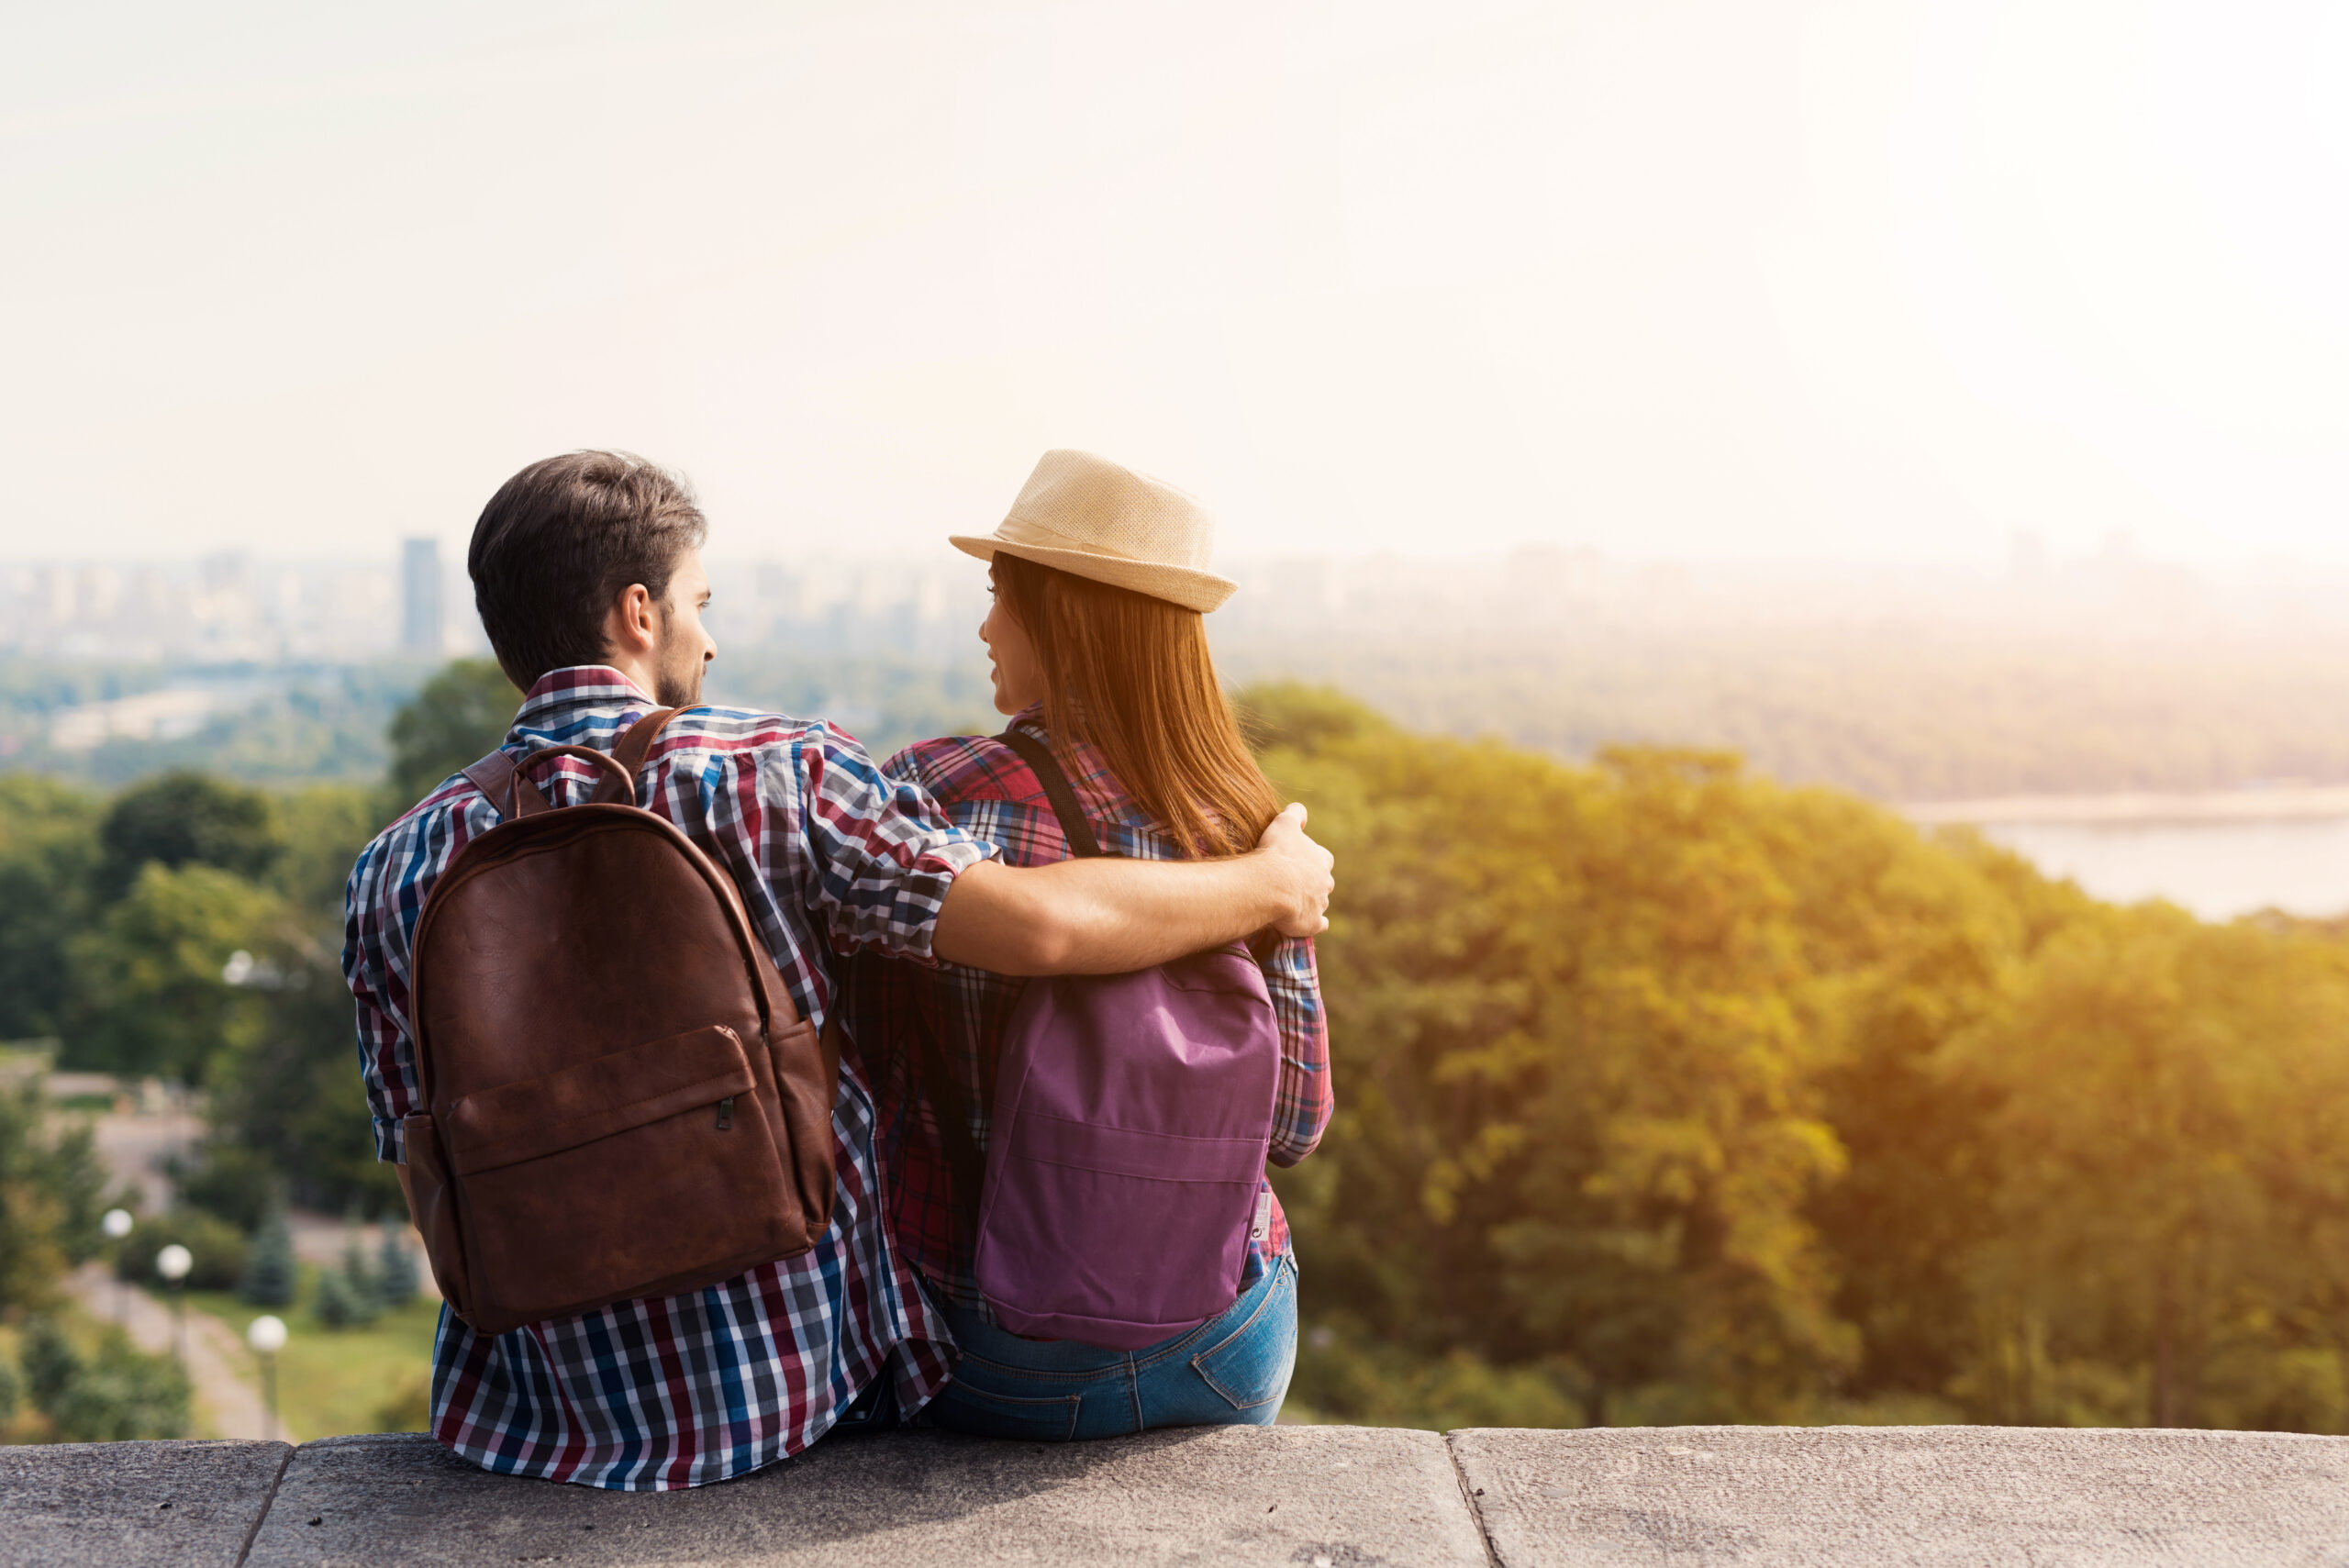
xmin=1263 ymin=934 xmax=1333 ymax=1166
xmin=794 ymin=727 xmax=996 ymax=962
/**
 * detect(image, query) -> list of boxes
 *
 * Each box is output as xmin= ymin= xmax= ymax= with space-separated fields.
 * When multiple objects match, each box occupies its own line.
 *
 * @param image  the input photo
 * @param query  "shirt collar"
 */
xmin=514 ymin=665 xmax=656 ymax=729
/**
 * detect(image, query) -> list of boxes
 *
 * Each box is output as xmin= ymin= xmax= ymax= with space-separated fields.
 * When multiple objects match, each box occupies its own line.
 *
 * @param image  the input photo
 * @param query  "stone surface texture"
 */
xmin=6 ymin=1424 xmax=2349 ymax=1566
xmin=242 ymin=1425 xmax=1490 ymax=1568
xmin=1449 ymin=1424 xmax=2349 ymax=1567
xmin=0 ymin=1438 xmax=291 ymax=1568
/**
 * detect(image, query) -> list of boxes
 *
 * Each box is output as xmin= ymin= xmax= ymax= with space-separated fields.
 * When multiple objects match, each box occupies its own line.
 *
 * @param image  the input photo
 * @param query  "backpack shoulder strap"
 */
xmin=594 ymin=706 xmax=678 ymax=803
xmin=996 ymin=728 xmax=1103 ymax=860
xmin=459 ymin=750 xmax=536 ymax=819
xmin=457 ymin=706 xmax=679 ymax=818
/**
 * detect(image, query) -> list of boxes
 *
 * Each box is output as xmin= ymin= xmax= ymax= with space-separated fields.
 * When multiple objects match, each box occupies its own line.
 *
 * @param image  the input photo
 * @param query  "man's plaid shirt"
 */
xmin=342 ymin=667 xmax=995 ymax=1491
xmin=847 ymin=712 xmax=1333 ymax=1312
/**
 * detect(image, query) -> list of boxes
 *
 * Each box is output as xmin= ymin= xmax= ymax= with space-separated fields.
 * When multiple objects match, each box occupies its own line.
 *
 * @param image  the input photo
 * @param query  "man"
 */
xmin=343 ymin=451 xmax=1333 ymax=1490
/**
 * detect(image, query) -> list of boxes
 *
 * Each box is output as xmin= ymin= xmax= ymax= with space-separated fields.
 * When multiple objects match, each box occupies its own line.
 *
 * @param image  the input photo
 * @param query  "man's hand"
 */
xmin=1255 ymin=803 xmax=1333 ymax=937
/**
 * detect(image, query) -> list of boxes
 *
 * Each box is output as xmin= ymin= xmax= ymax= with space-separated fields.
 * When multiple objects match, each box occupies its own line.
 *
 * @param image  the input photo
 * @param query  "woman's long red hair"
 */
xmin=994 ymin=553 xmax=1278 ymax=859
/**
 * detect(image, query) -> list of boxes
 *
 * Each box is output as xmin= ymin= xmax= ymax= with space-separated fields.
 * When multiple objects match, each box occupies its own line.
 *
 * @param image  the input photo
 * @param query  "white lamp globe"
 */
xmin=101 ymin=1208 xmax=133 ymax=1240
xmin=246 ymin=1315 xmax=287 ymax=1354
xmin=155 ymin=1243 xmax=193 ymax=1282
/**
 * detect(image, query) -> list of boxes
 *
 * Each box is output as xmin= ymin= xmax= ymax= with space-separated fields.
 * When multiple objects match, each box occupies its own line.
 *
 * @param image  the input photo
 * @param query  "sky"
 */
xmin=4 ymin=0 xmax=2347 ymax=568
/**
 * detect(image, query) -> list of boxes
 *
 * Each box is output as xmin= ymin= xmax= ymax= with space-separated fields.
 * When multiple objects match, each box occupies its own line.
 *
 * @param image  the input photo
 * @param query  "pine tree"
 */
xmin=377 ymin=1223 xmax=419 ymax=1307
xmin=239 ymin=1202 xmax=296 ymax=1307
xmin=336 ymin=1218 xmax=381 ymax=1325
xmin=313 ymin=1264 xmax=361 ymax=1329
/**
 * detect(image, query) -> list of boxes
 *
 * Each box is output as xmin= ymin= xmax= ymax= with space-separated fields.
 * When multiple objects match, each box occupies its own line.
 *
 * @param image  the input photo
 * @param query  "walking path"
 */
xmin=61 ymin=1263 xmax=279 ymax=1442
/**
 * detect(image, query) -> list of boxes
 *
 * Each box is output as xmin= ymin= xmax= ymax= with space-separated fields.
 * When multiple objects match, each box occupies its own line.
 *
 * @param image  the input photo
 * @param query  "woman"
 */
xmin=852 ymin=450 xmax=1333 ymax=1440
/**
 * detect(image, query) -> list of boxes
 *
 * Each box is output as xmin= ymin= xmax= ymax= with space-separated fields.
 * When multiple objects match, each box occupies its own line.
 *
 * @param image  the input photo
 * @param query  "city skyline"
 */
xmin=17 ymin=527 xmax=2349 ymax=672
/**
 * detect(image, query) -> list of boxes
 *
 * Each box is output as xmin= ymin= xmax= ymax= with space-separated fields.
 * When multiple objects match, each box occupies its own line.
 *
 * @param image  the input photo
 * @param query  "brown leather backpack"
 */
xmin=396 ymin=710 xmax=837 ymax=1336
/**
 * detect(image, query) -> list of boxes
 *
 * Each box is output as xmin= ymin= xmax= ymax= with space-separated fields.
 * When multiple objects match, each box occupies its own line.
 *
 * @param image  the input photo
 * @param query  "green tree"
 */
xmin=0 ymin=1077 xmax=110 ymax=1309
xmin=383 ymin=659 xmax=519 ymax=818
xmin=377 ymin=1223 xmax=419 ymax=1307
xmin=314 ymin=1265 xmax=372 ymax=1329
xmin=115 ymin=1210 xmax=250 ymax=1294
xmin=95 ymin=771 xmax=280 ymax=901
xmin=268 ymin=784 xmax=376 ymax=917
xmin=174 ymin=780 xmax=395 ymax=1215
xmin=1247 ymin=684 xmax=2070 ymax=1426
xmin=1941 ymin=909 xmax=2349 ymax=1430
xmin=1252 ymin=689 xmax=1914 ymax=1421
xmin=171 ymin=1141 xmax=280 ymax=1233
xmin=239 ymin=1200 xmax=298 ymax=1307
xmin=195 ymin=932 xmax=402 ymax=1216
xmin=0 ymin=776 xmax=101 ymax=1040
xmin=19 ymin=1318 xmax=190 ymax=1441
xmin=1241 ymin=681 xmax=2349 ymax=1433
xmin=64 ymin=862 xmax=280 ymax=1081
xmin=340 ymin=1217 xmax=381 ymax=1314
xmin=1805 ymin=828 xmax=2093 ymax=1405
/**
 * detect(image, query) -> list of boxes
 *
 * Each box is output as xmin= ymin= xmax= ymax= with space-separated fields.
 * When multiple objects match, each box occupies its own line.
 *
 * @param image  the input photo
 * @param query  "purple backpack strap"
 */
xmin=996 ymin=728 xmax=1103 ymax=859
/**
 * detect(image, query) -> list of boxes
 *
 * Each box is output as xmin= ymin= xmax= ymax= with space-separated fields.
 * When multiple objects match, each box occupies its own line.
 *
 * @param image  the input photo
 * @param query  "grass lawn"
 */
xmin=180 ymin=1265 xmax=440 ymax=1441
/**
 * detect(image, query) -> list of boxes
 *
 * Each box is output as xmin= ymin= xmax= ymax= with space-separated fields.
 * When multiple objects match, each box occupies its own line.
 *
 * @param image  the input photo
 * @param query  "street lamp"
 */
xmin=155 ymin=1243 xmax=192 ymax=1367
xmin=246 ymin=1315 xmax=287 ymax=1441
xmin=101 ymin=1208 xmax=133 ymax=1324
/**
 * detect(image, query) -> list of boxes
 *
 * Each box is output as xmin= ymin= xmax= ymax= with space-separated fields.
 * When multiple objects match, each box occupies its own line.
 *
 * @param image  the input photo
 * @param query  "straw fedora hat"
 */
xmin=950 ymin=450 xmax=1238 ymax=614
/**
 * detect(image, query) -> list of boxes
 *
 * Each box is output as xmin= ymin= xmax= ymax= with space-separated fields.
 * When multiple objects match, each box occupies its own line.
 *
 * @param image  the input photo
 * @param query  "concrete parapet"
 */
xmin=5 ymin=1424 xmax=2348 ymax=1566
xmin=1450 ymin=1424 xmax=2349 ymax=1565
xmin=0 ymin=1439 xmax=290 ymax=1567
xmin=244 ymin=1425 xmax=1486 ymax=1567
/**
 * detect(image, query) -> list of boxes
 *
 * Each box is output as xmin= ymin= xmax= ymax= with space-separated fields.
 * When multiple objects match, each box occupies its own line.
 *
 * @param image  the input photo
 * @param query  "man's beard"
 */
xmin=651 ymin=642 xmax=705 ymax=708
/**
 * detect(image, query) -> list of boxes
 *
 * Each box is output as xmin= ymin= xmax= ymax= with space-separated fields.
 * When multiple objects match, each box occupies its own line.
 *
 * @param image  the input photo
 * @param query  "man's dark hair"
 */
xmin=467 ymin=451 xmax=708 ymax=689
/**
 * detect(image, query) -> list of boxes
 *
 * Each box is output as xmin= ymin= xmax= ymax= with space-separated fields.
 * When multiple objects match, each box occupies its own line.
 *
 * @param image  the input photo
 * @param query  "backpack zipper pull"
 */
xmin=716 ymin=1096 xmax=735 ymax=1131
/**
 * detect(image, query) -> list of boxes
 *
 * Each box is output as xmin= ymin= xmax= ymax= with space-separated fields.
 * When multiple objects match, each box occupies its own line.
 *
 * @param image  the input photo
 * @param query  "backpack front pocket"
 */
xmin=442 ymin=1023 xmax=802 ymax=1329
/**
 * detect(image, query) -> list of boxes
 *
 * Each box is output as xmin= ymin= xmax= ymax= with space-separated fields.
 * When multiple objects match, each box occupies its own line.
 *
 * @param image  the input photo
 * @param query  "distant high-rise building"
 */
xmin=401 ymin=539 xmax=443 ymax=652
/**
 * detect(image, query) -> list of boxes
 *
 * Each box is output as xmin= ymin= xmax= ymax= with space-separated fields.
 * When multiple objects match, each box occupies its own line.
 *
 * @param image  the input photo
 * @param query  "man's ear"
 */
xmin=602 ymin=583 xmax=657 ymax=657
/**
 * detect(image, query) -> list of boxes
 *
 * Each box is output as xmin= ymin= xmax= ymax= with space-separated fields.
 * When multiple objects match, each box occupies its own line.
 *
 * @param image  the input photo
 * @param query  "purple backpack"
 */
xmin=929 ymin=729 xmax=1282 ymax=1349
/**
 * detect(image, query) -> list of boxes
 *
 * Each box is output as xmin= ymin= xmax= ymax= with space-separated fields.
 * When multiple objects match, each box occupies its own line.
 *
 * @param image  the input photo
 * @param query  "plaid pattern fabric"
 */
xmin=846 ymin=710 xmax=1333 ymax=1310
xmin=342 ymin=666 xmax=994 ymax=1490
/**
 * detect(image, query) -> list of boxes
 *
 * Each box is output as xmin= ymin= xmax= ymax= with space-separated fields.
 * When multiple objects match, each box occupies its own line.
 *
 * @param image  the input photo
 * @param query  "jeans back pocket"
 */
xmin=927 ymin=1381 xmax=1085 ymax=1441
xmin=1189 ymin=1259 xmax=1297 ymax=1412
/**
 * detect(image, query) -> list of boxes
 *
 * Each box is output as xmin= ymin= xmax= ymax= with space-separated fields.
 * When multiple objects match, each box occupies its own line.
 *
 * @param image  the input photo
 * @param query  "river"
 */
xmin=1906 ymin=790 xmax=2349 ymax=922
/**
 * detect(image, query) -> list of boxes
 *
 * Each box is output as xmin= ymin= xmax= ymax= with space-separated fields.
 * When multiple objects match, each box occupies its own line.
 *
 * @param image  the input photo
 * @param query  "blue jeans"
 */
xmin=924 ymin=1255 xmax=1297 ymax=1440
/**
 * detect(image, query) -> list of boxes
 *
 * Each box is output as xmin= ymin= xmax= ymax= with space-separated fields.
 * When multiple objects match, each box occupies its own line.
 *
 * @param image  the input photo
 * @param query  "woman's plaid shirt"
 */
xmin=846 ymin=712 xmax=1334 ymax=1311
xmin=341 ymin=666 xmax=995 ymax=1491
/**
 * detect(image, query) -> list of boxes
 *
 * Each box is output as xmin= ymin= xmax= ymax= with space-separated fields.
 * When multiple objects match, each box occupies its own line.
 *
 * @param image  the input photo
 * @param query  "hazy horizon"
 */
xmin=6 ymin=1 xmax=2347 ymax=568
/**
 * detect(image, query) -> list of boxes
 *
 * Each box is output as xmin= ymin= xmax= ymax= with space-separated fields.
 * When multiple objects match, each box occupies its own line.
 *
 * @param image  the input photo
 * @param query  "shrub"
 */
xmin=172 ymin=1143 xmax=281 ymax=1233
xmin=239 ymin=1204 xmax=297 ymax=1307
xmin=114 ymin=1209 xmax=248 ymax=1293
xmin=19 ymin=1318 xmax=79 ymax=1410
xmin=0 ymin=1074 xmax=112 ymax=1307
xmin=312 ymin=1266 xmax=376 ymax=1329
xmin=316 ymin=1223 xmax=382 ymax=1329
xmin=376 ymin=1225 xmax=418 ymax=1307
xmin=18 ymin=1317 xmax=189 ymax=1440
